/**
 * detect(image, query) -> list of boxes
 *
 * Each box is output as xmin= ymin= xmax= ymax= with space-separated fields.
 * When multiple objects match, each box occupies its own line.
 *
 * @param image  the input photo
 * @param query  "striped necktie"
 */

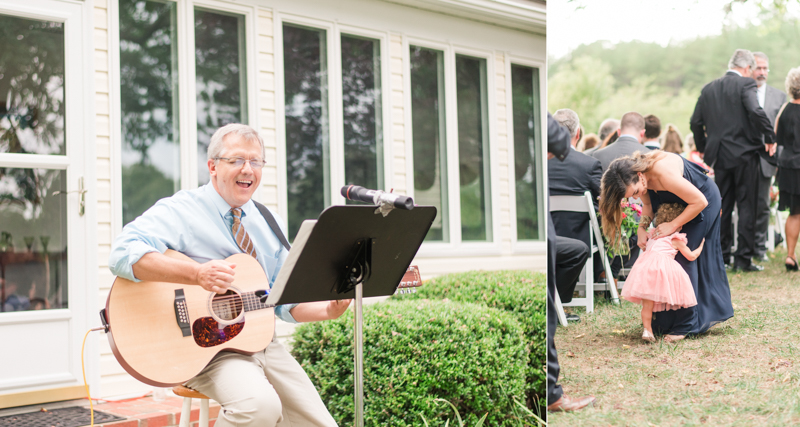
xmin=231 ymin=208 xmax=257 ymax=258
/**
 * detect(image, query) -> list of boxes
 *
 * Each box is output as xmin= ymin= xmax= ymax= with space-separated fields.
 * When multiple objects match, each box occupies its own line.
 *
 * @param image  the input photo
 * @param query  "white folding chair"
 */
xmin=550 ymin=191 xmax=620 ymax=324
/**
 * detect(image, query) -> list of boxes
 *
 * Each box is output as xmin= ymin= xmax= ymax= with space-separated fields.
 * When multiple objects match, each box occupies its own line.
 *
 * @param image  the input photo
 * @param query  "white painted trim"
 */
xmin=0 ymin=154 xmax=71 ymax=169
xmin=401 ymin=34 xmax=415 ymax=200
xmin=273 ymin=10 xmax=289 ymax=220
xmin=108 ymin=0 xmax=123 ymax=239
xmin=178 ymin=0 xmax=196 ymax=191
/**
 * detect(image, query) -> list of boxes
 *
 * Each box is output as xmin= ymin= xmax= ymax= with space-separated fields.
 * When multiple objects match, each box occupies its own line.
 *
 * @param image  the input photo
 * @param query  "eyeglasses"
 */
xmin=214 ymin=157 xmax=267 ymax=169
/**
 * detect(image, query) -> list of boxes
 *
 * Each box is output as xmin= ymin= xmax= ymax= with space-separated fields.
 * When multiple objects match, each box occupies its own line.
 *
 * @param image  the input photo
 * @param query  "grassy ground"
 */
xmin=550 ymin=247 xmax=800 ymax=427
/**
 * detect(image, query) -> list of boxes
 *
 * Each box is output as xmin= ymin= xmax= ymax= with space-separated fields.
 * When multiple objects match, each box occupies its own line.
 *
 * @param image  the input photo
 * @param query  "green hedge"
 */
xmin=291 ymin=299 xmax=527 ymax=426
xmin=398 ymin=270 xmax=547 ymax=413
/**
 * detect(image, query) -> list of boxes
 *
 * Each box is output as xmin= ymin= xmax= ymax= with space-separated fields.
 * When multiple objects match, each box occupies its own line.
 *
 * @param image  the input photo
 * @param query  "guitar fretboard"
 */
xmin=242 ymin=291 xmax=276 ymax=311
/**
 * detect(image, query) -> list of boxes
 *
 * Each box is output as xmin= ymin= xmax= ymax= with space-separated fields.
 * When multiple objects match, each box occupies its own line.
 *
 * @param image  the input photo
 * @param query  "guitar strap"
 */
xmin=253 ymin=201 xmax=291 ymax=251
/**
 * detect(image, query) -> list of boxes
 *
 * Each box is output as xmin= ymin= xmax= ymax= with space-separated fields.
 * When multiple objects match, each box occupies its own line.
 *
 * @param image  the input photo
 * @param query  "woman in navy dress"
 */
xmin=600 ymin=151 xmax=733 ymax=341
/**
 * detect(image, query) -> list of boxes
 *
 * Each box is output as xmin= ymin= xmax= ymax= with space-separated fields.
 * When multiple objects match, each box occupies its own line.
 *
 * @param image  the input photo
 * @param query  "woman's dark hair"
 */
xmin=600 ymin=151 xmax=665 ymax=245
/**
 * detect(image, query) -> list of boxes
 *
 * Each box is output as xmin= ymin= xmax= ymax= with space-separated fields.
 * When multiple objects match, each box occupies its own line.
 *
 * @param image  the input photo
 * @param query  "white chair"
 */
xmin=550 ymin=191 xmax=620 ymax=326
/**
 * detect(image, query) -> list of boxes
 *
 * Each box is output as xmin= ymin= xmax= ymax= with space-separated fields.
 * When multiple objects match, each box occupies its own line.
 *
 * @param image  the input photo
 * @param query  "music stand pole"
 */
xmin=354 ymin=282 xmax=364 ymax=427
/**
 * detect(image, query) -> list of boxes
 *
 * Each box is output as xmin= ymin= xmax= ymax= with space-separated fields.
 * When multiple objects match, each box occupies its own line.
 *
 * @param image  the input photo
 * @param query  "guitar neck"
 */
xmin=240 ymin=291 xmax=275 ymax=311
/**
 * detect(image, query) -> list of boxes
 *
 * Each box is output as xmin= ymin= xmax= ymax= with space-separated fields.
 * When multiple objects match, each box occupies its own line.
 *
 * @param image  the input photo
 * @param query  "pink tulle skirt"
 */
xmin=622 ymin=249 xmax=698 ymax=312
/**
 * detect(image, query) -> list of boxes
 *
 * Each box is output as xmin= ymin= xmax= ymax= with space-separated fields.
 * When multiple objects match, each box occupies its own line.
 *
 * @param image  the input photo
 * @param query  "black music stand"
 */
xmin=265 ymin=204 xmax=436 ymax=427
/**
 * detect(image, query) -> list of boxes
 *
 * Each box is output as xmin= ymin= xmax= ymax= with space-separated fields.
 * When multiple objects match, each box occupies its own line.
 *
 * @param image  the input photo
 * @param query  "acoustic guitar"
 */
xmin=103 ymin=249 xmax=422 ymax=387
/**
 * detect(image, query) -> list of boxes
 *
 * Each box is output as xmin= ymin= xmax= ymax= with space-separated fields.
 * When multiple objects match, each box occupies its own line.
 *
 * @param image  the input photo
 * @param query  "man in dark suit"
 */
xmin=546 ymin=113 xmax=595 ymax=413
xmin=549 ymin=109 xmax=603 ymax=314
xmin=690 ymin=49 xmax=776 ymax=271
xmin=591 ymin=112 xmax=649 ymax=172
xmin=752 ymin=52 xmax=787 ymax=261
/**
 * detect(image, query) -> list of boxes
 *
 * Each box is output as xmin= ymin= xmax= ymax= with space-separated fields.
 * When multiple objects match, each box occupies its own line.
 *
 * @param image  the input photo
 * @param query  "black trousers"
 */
xmin=755 ymin=162 xmax=772 ymax=257
xmin=546 ymin=214 xmax=562 ymax=406
xmin=555 ymin=236 xmax=590 ymax=303
xmin=717 ymin=154 xmax=760 ymax=266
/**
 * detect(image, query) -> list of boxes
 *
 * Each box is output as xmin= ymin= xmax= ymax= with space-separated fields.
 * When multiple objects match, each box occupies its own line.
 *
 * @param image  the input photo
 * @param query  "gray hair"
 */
xmin=598 ymin=118 xmax=620 ymax=141
xmin=728 ymin=49 xmax=756 ymax=70
xmin=207 ymin=123 xmax=265 ymax=160
xmin=753 ymin=52 xmax=769 ymax=63
xmin=786 ymin=67 xmax=800 ymax=100
xmin=553 ymin=108 xmax=581 ymax=138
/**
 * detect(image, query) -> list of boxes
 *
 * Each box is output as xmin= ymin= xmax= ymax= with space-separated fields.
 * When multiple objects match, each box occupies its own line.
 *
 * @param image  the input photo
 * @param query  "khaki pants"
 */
xmin=186 ymin=338 xmax=337 ymax=427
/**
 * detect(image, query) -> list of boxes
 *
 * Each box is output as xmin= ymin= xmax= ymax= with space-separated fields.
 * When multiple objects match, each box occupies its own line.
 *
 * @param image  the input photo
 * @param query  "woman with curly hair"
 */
xmin=600 ymin=150 xmax=732 ymax=342
xmin=776 ymin=67 xmax=800 ymax=271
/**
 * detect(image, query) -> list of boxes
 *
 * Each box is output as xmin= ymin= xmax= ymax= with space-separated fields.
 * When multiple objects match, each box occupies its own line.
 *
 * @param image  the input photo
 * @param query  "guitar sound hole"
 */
xmin=211 ymin=290 xmax=243 ymax=321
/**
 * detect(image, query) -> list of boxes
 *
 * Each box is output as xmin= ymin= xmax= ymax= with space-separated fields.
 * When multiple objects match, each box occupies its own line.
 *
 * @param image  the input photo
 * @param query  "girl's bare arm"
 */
xmin=673 ymin=238 xmax=705 ymax=261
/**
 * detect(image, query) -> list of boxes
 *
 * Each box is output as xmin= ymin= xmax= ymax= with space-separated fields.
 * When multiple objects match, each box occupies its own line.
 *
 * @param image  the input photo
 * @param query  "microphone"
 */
xmin=341 ymin=185 xmax=414 ymax=210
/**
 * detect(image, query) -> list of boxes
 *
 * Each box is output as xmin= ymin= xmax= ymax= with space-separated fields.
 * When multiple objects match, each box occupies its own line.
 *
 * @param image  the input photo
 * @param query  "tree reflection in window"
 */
xmin=342 ymin=35 xmax=382 ymax=198
xmin=0 ymin=15 xmax=65 ymax=155
xmin=119 ymin=0 xmax=180 ymax=225
xmin=195 ymin=8 xmax=248 ymax=187
xmin=456 ymin=55 xmax=491 ymax=242
xmin=410 ymin=46 xmax=448 ymax=242
xmin=512 ymin=65 xmax=540 ymax=240
xmin=283 ymin=25 xmax=329 ymax=239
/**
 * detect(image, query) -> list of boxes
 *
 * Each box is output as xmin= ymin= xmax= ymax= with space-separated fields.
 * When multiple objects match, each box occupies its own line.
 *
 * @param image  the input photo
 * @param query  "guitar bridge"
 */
xmin=174 ymin=289 xmax=191 ymax=337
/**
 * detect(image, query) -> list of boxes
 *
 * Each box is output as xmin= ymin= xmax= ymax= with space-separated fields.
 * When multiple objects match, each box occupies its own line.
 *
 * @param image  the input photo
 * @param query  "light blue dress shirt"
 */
xmin=109 ymin=183 xmax=298 ymax=323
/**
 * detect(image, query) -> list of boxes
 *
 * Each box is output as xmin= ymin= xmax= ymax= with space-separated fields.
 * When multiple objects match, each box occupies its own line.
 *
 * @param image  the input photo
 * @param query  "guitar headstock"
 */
xmin=396 ymin=265 xmax=422 ymax=295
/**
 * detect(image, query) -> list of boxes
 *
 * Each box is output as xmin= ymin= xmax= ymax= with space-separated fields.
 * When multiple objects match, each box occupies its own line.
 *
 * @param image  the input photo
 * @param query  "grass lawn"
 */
xmin=549 ymin=247 xmax=800 ymax=426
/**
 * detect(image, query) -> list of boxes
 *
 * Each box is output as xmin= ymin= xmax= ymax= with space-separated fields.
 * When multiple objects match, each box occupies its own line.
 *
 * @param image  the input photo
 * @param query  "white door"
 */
xmin=0 ymin=0 xmax=92 ymax=399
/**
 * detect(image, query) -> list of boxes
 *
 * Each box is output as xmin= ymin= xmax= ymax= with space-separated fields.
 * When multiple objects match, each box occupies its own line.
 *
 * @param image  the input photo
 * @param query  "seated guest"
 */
xmin=643 ymin=114 xmax=661 ymax=150
xmin=549 ymin=109 xmax=604 ymax=319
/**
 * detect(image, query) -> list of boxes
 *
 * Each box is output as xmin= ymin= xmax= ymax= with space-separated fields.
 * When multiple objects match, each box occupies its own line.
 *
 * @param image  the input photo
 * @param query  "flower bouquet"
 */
xmin=605 ymin=199 xmax=642 ymax=257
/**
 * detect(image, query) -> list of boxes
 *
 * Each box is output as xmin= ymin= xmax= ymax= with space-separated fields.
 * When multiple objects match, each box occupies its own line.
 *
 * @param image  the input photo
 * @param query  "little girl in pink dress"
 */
xmin=622 ymin=203 xmax=704 ymax=343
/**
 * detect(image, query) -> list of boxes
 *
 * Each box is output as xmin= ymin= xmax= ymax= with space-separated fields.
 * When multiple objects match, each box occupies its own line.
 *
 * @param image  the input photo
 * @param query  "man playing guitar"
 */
xmin=109 ymin=123 xmax=348 ymax=426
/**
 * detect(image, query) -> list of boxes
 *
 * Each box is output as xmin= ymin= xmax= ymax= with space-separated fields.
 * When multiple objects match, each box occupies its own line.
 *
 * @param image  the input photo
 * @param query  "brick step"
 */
xmin=92 ymin=395 xmax=220 ymax=427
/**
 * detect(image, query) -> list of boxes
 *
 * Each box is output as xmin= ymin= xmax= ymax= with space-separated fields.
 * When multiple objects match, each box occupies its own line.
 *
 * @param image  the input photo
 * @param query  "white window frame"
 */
xmin=274 ymin=13 xmax=393 ymax=222
xmin=507 ymin=54 xmax=547 ymax=254
xmin=404 ymin=37 xmax=502 ymax=257
xmin=110 ymin=0 xmax=259 ymax=236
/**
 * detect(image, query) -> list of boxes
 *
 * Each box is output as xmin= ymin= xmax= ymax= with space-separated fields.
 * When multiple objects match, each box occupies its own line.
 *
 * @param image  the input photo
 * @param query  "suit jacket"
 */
xmin=689 ymin=71 xmax=776 ymax=169
xmin=590 ymin=135 xmax=648 ymax=172
xmin=759 ymin=84 xmax=788 ymax=177
xmin=548 ymin=148 xmax=603 ymax=248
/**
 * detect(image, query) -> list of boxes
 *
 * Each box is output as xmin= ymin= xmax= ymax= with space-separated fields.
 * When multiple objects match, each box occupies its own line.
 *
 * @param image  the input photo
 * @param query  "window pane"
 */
xmin=511 ymin=65 xmax=540 ymax=240
xmin=410 ymin=46 xmax=448 ymax=242
xmin=0 ymin=15 xmax=65 ymax=155
xmin=0 ymin=169 xmax=68 ymax=312
xmin=342 ymin=35 xmax=382 ymax=197
xmin=195 ymin=8 xmax=248 ymax=186
xmin=283 ymin=24 xmax=328 ymax=239
xmin=119 ymin=0 xmax=180 ymax=225
xmin=456 ymin=55 xmax=491 ymax=241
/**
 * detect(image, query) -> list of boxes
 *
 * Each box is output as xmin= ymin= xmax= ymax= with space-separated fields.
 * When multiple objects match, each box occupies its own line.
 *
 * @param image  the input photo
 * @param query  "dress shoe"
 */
xmin=566 ymin=313 xmax=581 ymax=322
xmin=642 ymin=329 xmax=656 ymax=343
xmin=547 ymin=394 xmax=596 ymax=412
xmin=731 ymin=263 xmax=764 ymax=272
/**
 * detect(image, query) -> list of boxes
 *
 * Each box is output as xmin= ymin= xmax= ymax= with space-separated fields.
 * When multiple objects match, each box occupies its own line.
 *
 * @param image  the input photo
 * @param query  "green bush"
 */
xmin=291 ymin=299 xmax=527 ymax=426
xmin=398 ymin=270 xmax=547 ymax=414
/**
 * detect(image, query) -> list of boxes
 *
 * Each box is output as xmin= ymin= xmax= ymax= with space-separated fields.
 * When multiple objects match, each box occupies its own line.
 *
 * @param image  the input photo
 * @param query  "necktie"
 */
xmin=231 ymin=208 xmax=257 ymax=258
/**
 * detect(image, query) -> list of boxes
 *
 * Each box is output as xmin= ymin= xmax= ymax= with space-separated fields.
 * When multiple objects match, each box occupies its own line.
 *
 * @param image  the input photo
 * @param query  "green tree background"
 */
xmin=548 ymin=13 xmax=800 ymax=137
